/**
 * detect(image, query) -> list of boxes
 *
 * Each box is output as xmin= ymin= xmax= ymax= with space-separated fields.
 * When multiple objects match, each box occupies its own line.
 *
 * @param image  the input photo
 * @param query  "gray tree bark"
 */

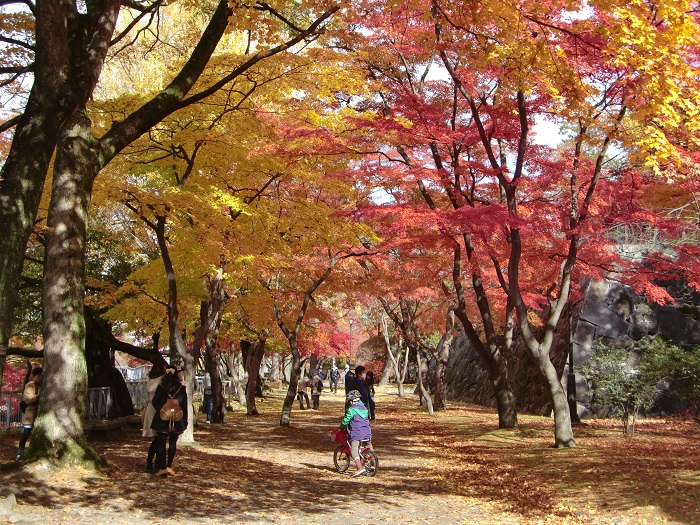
xmin=433 ymin=307 xmax=455 ymax=411
xmin=0 ymin=0 xmax=121 ymax=391
xmin=29 ymin=111 xmax=104 ymax=465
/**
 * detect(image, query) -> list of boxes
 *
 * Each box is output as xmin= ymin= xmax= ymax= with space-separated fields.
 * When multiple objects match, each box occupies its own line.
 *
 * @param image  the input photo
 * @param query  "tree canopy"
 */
xmin=1 ymin=0 xmax=700 ymax=460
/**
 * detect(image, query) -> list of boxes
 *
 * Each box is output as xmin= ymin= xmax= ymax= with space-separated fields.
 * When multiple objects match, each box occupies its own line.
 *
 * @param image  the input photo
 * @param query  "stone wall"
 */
xmin=568 ymin=279 xmax=700 ymax=415
xmin=445 ymin=307 xmax=571 ymax=416
xmin=445 ymin=279 xmax=700 ymax=416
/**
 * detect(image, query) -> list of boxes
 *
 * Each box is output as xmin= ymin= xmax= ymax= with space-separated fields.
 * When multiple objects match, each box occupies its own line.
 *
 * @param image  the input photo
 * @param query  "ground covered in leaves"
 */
xmin=1 ymin=385 xmax=699 ymax=525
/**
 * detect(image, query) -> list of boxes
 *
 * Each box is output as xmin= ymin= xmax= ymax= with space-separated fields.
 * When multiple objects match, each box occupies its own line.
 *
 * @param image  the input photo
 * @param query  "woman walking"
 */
xmin=150 ymin=365 xmax=188 ymax=477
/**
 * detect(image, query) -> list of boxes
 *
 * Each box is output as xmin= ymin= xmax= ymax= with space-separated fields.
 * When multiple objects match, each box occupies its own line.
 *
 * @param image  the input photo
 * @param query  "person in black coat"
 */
xmin=150 ymin=365 xmax=188 ymax=477
xmin=344 ymin=364 xmax=359 ymax=395
xmin=354 ymin=365 xmax=371 ymax=409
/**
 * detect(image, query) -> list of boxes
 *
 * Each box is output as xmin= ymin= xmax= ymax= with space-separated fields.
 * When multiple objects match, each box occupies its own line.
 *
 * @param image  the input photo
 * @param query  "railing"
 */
xmin=115 ymin=364 xmax=150 ymax=411
xmin=116 ymin=364 xmax=151 ymax=382
xmin=195 ymin=376 xmax=234 ymax=406
xmin=3 ymin=370 xmax=236 ymax=431
xmin=85 ymin=387 xmax=112 ymax=421
xmin=127 ymin=381 xmax=149 ymax=411
xmin=0 ymin=391 xmax=23 ymax=430
xmin=607 ymin=223 xmax=700 ymax=252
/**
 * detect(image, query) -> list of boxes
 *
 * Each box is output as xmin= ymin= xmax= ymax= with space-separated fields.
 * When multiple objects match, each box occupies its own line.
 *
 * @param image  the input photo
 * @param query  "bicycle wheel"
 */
xmin=360 ymin=449 xmax=378 ymax=476
xmin=334 ymin=445 xmax=351 ymax=473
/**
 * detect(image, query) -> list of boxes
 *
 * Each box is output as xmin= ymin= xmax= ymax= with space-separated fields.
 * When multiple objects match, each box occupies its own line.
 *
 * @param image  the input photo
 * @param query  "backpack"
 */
xmin=159 ymin=386 xmax=184 ymax=431
xmin=316 ymin=379 xmax=324 ymax=393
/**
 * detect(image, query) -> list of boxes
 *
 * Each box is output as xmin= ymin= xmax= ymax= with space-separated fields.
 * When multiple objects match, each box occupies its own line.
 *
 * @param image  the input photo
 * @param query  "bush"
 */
xmin=638 ymin=339 xmax=700 ymax=416
xmin=580 ymin=342 xmax=661 ymax=436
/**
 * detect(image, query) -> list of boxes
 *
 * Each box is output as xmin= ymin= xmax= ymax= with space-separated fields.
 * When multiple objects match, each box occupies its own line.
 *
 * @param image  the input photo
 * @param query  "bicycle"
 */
xmin=330 ymin=429 xmax=378 ymax=477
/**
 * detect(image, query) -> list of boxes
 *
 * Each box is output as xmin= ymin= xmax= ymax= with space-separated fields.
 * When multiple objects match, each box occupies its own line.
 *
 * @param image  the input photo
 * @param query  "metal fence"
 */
xmin=0 ymin=391 xmax=22 ymax=430
xmin=0 ymin=387 xmax=113 ymax=429
xmin=117 ymin=364 xmax=151 ymax=382
xmin=85 ymin=387 xmax=112 ymax=421
xmin=127 ymin=381 xmax=149 ymax=411
xmin=2 ymin=367 xmax=235 ymax=431
xmin=195 ymin=376 xmax=234 ymax=406
xmin=607 ymin=223 xmax=700 ymax=251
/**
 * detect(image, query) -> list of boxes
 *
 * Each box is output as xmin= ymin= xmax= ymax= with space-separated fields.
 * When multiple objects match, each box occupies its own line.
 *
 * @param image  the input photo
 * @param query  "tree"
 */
xmin=379 ymin=310 xmax=409 ymax=396
xmin=2 ymin=0 xmax=341 ymax=464
xmin=334 ymin=0 xmax=700 ymax=446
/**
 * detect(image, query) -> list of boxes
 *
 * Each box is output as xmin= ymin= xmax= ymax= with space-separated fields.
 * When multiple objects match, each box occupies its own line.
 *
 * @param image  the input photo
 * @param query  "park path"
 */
xmin=1 ymin=385 xmax=699 ymax=525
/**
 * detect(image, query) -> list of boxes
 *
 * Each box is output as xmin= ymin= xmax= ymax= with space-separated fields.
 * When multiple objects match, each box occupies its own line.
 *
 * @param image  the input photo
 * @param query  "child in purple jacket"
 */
xmin=340 ymin=389 xmax=373 ymax=477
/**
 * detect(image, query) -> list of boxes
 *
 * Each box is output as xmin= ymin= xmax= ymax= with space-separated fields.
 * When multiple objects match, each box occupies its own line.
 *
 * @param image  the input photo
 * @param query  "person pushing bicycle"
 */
xmin=339 ymin=389 xmax=373 ymax=477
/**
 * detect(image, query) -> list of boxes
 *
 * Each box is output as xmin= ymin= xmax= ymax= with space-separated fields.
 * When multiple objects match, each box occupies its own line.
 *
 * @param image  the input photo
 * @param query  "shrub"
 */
xmin=638 ymin=339 xmax=700 ymax=416
xmin=580 ymin=342 xmax=660 ymax=436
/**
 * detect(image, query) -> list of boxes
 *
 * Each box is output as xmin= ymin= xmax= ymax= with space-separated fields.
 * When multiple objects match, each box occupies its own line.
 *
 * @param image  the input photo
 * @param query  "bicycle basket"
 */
xmin=330 ymin=429 xmax=347 ymax=443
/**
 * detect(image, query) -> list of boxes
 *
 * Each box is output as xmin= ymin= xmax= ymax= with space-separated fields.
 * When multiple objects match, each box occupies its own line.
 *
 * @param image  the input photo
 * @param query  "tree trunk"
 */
xmin=452 ymin=314 xmax=518 ymax=428
xmin=378 ymin=356 xmax=393 ymax=386
xmin=398 ymin=344 xmax=409 ymax=397
xmin=280 ymin=341 xmax=301 ymax=426
xmin=0 ymin=94 xmax=63 ymax=390
xmin=84 ymin=307 xmax=167 ymax=367
xmin=227 ymin=342 xmax=247 ymax=406
xmin=273 ymin=256 xmax=338 ymax=426
xmin=0 ymin=0 xmax=120 ymax=391
xmin=433 ymin=309 xmax=455 ymax=411
xmin=380 ymin=311 xmax=405 ymax=395
xmin=268 ymin=353 xmax=281 ymax=381
xmin=282 ymin=354 xmax=292 ymax=384
xmin=202 ymin=264 xmax=227 ymax=423
xmin=204 ymin=348 xmax=225 ymax=424
xmin=155 ymin=216 xmax=196 ymax=443
xmin=29 ymin=111 xmax=103 ymax=466
xmin=493 ymin=355 xmax=518 ymax=428
xmin=536 ymin=345 xmax=576 ymax=446
xmin=452 ymin=245 xmax=518 ymax=429
xmin=243 ymin=340 xmax=265 ymax=415
xmin=85 ymin=311 xmax=133 ymax=418
xmin=415 ymin=346 xmax=434 ymax=415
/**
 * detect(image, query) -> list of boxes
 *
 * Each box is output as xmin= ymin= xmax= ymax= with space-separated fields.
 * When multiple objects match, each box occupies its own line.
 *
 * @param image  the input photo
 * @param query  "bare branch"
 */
xmin=0 ymin=35 xmax=35 ymax=52
xmin=111 ymin=0 xmax=166 ymax=49
xmin=254 ymin=2 xmax=304 ymax=33
xmin=0 ymin=114 xmax=22 ymax=134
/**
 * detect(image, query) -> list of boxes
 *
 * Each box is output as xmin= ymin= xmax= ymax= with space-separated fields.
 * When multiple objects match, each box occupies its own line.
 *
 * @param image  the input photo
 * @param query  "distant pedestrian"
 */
xmin=203 ymin=371 xmax=213 ymax=424
xmin=311 ymin=370 xmax=323 ymax=410
xmin=365 ymin=370 xmax=376 ymax=420
xmin=297 ymin=374 xmax=311 ymax=410
xmin=150 ymin=365 xmax=188 ymax=477
xmin=329 ymin=366 xmax=340 ymax=393
xmin=16 ymin=367 xmax=42 ymax=461
xmin=339 ymin=389 xmax=373 ymax=478
xmin=142 ymin=362 xmax=166 ymax=472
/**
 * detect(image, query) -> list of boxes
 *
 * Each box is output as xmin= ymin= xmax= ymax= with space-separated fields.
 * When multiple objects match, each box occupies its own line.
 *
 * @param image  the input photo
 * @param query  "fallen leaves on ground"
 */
xmin=1 ymin=385 xmax=698 ymax=525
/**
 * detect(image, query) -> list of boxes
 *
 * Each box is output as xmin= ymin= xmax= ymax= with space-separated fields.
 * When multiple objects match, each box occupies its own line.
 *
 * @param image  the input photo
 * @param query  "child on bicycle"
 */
xmin=339 ymin=389 xmax=373 ymax=477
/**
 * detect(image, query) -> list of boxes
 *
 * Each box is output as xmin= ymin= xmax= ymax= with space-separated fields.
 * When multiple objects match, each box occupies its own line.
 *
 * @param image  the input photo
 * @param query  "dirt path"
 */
xmin=1 ymin=386 xmax=699 ymax=525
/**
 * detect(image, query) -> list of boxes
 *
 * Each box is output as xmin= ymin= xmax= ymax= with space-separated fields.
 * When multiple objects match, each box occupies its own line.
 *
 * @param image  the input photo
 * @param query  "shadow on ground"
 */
xmin=1 ymin=386 xmax=699 ymax=524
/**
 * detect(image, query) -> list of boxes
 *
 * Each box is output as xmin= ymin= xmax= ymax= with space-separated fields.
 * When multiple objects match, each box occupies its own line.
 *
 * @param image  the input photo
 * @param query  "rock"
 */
xmin=0 ymin=493 xmax=18 ymax=522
